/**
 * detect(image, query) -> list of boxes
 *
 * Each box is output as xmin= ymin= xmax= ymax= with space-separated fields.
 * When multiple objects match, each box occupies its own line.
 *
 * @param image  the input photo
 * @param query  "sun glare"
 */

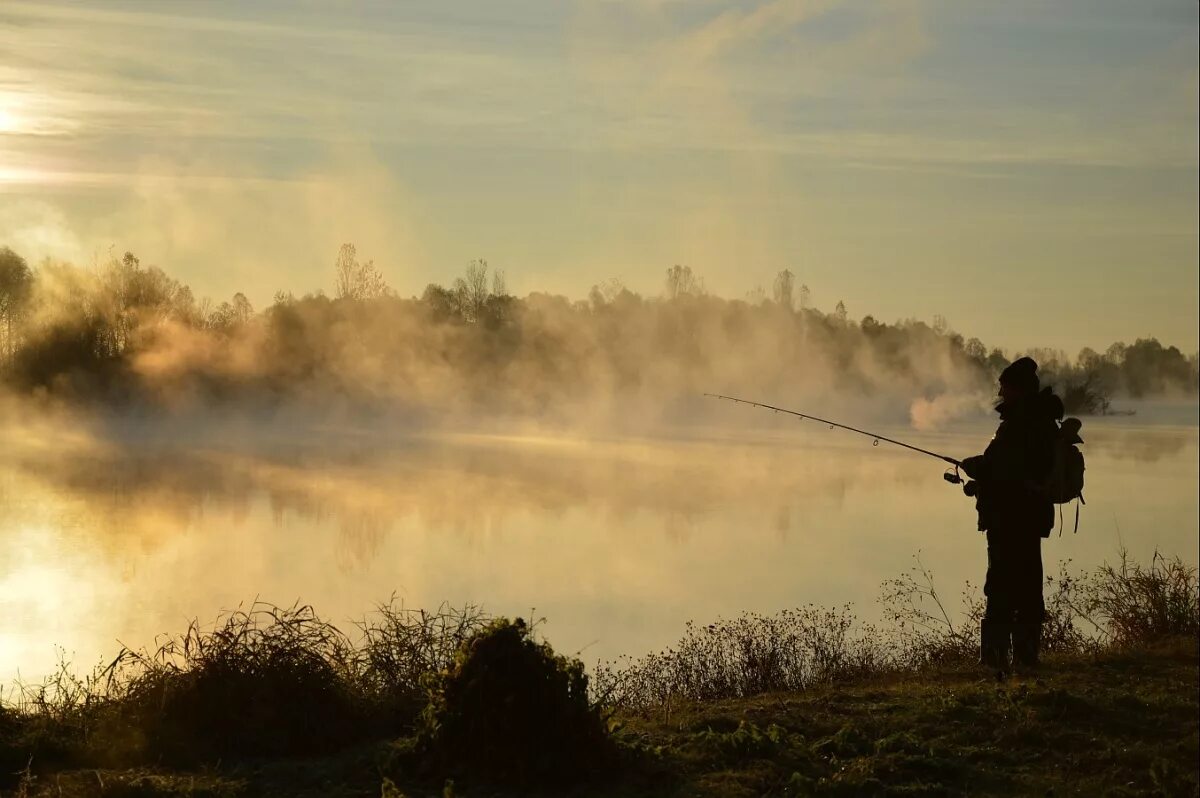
xmin=0 ymin=90 xmax=52 ymax=136
xmin=0 ymin=93 xmax=25 ymax=134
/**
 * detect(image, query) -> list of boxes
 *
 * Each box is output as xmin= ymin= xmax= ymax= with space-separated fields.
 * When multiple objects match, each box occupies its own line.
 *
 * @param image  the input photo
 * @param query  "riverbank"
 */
xmin=3 ymin=551 xmax=1197 ymax=797
xmin=4 ymin=638 xmax=1196 ymax=797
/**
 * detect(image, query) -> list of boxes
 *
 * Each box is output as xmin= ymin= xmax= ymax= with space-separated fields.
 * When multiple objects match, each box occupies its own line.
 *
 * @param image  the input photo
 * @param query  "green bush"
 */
xmin=418 ymin=618 xmax=611 ymax=785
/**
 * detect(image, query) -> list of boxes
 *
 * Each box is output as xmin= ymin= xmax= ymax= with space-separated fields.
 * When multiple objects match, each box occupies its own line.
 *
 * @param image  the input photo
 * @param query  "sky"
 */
xmin=0 ymin=0 xmax=1196 ymax=355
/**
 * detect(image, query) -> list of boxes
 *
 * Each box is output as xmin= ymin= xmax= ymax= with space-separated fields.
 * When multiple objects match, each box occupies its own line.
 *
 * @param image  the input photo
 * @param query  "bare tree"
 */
xmin=101 ymin=251 xmax=193 ymax=350
xmin=334 ymin=243 xmax=358 ymax=300
xmin=203 ymin=292 xmax=254 ymax=333
xmin=1077 ymin=347 xmax=1101 ymax=371
xmin=665 ymin=264 xmax=702 ymax=299
xmin=772 ymin=269 xmax=795 ymax=311
xmin=589 ymin=278 xmax=627 ymax=309
xmin=334 ymin=243 xmax=391 ymax=301
xmin=453 ymin=259 xmax=492 ymax=322
xmin=0 ymin=247 xmax=32 ymax=361
xmin=231 ymin=292 xmax=254 ymax=324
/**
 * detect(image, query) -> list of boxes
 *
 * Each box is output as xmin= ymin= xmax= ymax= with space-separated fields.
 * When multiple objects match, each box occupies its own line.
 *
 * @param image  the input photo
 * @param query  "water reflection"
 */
xmin=6 ymin=428 xmax=941 ymax=559
xmin=1 ymin=416 xmax=1197 ymax=685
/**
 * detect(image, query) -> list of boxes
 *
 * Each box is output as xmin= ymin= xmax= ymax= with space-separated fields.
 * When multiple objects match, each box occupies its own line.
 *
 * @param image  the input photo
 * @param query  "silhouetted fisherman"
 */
xmin=961 ymin=357 xmax=1064 ymax=672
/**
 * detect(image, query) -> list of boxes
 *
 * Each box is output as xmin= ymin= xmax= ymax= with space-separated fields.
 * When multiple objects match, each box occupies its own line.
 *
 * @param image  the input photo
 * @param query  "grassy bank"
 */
xmin=617 ymin=637 xmax=1198 ymax=797
xmin=2 ymin=553 xmax=1197 ymax=797
xmin=5 ymin=640 xmax=1196 ymax=797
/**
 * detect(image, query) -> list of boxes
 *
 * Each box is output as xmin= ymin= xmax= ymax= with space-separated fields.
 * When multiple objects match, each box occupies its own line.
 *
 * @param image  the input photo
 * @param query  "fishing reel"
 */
xmin=944 ymin=465 xmax=979 ymax=497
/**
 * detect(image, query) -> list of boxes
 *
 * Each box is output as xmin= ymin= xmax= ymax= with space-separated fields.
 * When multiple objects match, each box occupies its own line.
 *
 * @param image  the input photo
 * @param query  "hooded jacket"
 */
xmin=963 ymin=387 xmax=1064 ymax=537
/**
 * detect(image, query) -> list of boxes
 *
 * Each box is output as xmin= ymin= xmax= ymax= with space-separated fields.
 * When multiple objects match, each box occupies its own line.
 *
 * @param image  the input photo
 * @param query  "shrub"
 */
xmin=418 ymin=618 xmax=610 ymax=785
xmin=357 ymin=599 xmax=489 ymax=729
xmin=3 ymin=601 xmax=494 ymax=774
xmin=596 ymin=550 xmax=1198 ymax=713
xmin=1059 ymin=372 xmax=1112 ymax=415
xmin=0 ymin=705 xmax=26 ymax=788
xmin=1081 ymin=550 xmax=1199 ymax=646
xmin=592 ymin=607 xmax=895 ymax=712
xmin=112 ymin=603 xmax=364 ymax=762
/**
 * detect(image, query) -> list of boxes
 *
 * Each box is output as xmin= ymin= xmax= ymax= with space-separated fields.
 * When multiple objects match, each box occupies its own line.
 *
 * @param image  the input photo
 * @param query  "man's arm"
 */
xmin=961 ymin=453 xmax=988 ymax=480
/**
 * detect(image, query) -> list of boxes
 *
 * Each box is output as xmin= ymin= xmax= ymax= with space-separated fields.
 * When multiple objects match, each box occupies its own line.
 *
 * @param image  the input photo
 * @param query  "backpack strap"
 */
xmin=1073 ymin=500 xmax=1080 ymax=534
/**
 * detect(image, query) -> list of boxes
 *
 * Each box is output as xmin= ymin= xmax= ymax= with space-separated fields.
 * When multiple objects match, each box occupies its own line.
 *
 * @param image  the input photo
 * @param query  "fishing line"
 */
xmin=704 ymin=393 xmax=963 ymax=469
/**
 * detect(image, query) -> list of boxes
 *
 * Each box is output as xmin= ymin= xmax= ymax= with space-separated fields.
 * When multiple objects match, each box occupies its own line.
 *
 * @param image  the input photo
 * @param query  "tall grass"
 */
xmin=592 ymin=608 xmax=893 ymax=711
xmin=595 ymin=551 xmax=1198 ymax=712
xmin=356 ymin=598 xmax=489 ymax=727
xmin=1 ymin=600 xmax=489 ymax=777
xmin=1081 ymin=549 xmax=1200 ymax=646
xmin=106 ymin=602 xmax=361 ymax=761
xmin=1 ymin=549 xmax=1195 ymax=780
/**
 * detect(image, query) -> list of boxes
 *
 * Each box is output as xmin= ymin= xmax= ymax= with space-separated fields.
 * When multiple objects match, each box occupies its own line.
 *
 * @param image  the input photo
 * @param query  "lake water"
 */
xmin=2 ymin=403 xmax=1197 ymax=686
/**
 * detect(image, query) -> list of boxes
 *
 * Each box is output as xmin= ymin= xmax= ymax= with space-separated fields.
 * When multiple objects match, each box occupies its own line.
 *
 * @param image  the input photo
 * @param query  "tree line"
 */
xmin=0 ymin=245 xmax=1195 ymax=416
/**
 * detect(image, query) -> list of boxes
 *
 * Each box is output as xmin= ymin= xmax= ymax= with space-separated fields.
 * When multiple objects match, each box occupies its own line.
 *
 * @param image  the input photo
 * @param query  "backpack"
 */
xmin=1045 ymin=417 xmax=1085 ymax=532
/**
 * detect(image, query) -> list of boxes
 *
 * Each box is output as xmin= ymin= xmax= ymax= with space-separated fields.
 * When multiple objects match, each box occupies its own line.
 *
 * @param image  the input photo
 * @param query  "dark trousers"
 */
xmin=983 ymin=529 xmax=1045 ymax=624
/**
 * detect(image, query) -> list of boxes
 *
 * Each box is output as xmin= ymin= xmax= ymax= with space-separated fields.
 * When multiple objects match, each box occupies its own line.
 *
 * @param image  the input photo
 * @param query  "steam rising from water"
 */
xmin=3 ymin=254 xmax=1014 ymax=438
xmin=1 ymin=405 xmax=1196 ymax=686
xmin=2 ymin=257 xmax=1196 ymax=686
xmin=909 ymin=393 xmax=993 ymax=432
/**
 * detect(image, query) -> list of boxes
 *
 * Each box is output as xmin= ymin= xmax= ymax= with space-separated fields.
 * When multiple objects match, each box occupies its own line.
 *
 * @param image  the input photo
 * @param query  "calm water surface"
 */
xmin=2 ymin=406 xmax=1197 ymax=684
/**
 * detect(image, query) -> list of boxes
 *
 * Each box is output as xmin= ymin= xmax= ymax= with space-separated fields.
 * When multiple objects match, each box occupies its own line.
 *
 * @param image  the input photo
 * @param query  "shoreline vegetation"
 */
xmin=2 ymin=550 xmax=1196 ymax=797
xmin=0 ymin=247 xmax=1196 ymax=421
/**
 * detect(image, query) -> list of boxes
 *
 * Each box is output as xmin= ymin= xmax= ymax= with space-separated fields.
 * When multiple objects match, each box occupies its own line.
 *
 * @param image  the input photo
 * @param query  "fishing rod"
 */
xmin=704 ymin=393 xmax=964 ymax=473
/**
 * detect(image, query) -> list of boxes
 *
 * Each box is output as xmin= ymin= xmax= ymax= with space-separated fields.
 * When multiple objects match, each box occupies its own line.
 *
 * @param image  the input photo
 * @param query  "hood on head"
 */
xmin=999 ymin=356 xmax=1040 ymax=394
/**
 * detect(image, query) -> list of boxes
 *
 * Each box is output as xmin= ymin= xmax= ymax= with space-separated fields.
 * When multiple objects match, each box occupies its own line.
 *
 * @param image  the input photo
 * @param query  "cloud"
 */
xmin=566 ymin=0 xmax=933 ymax=153
xmin=561 ymin=0 xmax=1200 ymax=173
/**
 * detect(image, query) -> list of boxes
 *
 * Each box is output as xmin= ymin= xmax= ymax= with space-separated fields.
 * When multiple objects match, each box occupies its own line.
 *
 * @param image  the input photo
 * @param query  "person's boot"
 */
xmin=979 ymin=618 xmax=1011 ymax=674
xmin=1011 ymin=623 xmax=1042 ymax=671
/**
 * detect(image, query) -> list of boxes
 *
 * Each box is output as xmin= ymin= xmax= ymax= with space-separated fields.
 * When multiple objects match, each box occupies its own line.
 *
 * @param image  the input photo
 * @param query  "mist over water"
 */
xmin=1 ymin=254 xmax=1195 ymax=688
xmin=2 ymin=400 xmax=1196 ymax=686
